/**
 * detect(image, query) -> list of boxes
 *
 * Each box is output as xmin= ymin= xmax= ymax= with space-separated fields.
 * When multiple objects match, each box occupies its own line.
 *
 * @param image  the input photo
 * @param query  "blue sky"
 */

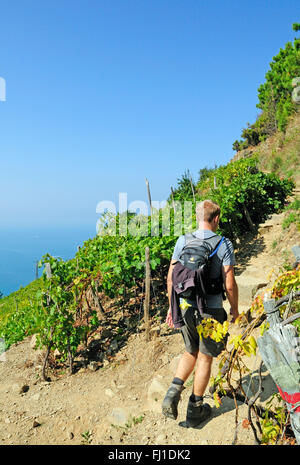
xmin=0 ymin=0 xmax=299 ymax=229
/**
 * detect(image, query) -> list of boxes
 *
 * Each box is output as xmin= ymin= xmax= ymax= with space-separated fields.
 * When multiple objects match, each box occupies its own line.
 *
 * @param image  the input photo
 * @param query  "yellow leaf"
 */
xmin=222 ymin=321 xmax=229 ymax=335
xmin=260 ymin=322 xmax=269 ymax=336
xmin=248 ymin=336 xmax=257 ymax=354
xmin=229 ymin=335 xmax=241 ymax=350
xmin=241 ymin=341 xmax=251 ymax=357
xmin=179 ymin=299 xmax=192 ymax=311
xmin=196 ymin=324 xmax=204 ymax=340
xmin=213 ymin=391 xmax=222 ymax=408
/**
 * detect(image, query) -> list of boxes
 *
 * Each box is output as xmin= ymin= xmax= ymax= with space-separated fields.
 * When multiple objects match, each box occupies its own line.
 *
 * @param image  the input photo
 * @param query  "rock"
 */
xmin=149 ymin=326 xmax=160 ymax=340
xmin=142 ymin=435 xmax=151 ymax=444
xmin=110 ymin=339 xmax=119 ymax=351
xmin=146 ymin=376 xmax=167 ymax=412
xmin=160 ymin=354 xmax=169 ymax=365
xmin=33 ymin=420 xmax=41 ymax=428
xmin=251 ymin=282 xmax=269 ymax=298
xmin=25 ymin=359 xmax=34 ymax=368
xmin=41 ymin=380 xmax=51 ymax=386
xmin=30 ymin=334 xmax=38 ymax=349
xmin=235 ymin=274 xmax=269 ymax=306
xmin=19 ymin=384 xmax=29 ymax=394
xmin=105 ymin=388 xmax=115 ymax=398
xmin=124 ymin=318 xmax=131 ymax=328
xmin=93 ymin=423 xmax=110 ymax=442
xmin=155 ymin=434 xmax=167 ymax=444
xmin=258 ymin=224 xmax=273 ymax=234
xmin=101 ymin=329 xmax=113 ymax=339
xmin=88 ymin=361 xmax=99 ymax=372
xmin=108 ymin=407 xmax=131 ymax=427
xmin=68 ymin=431 xmax=74 ymax=440
xmin=53 ymin=349 xmax=61 ymax=359
xmin=168 ymin=355 xmax=182 ymax=374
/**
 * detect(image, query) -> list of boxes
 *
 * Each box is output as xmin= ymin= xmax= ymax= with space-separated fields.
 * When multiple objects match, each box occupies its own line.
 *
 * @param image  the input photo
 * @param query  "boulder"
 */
xmin=235 ymin=270 xmax=269 ymax=306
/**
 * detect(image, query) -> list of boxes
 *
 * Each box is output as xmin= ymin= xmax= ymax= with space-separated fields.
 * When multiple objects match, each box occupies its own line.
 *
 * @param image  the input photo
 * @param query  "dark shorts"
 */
xmin=180 ymin=306 xmax=228 ymax=357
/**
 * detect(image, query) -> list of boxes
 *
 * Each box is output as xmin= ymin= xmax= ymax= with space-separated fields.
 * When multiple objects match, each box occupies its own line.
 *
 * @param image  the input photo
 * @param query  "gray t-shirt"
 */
xmin=172 ymin=229 xmax=236 ymax=308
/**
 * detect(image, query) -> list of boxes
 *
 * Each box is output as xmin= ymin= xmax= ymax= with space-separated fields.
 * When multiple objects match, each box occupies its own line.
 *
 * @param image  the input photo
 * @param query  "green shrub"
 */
xmin=234 ymin=23 xmax=300 ymax=151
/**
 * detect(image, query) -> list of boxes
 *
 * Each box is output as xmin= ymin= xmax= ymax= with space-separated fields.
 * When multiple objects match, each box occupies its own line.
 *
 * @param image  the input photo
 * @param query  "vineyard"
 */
xmin=0 ymin=21 xmax=300 ymax=445
xmin=199 ymin=268 xmax=300 ymax=445
xmin=0 ymin=156 xmax=295 ymax=357
xmin=0 ymin=153 xmax=300 ymax=445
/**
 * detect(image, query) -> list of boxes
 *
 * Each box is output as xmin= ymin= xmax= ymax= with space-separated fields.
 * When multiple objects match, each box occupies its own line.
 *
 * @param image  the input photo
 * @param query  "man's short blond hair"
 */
xmin=196 ymin=199 xmax=221 ymax=224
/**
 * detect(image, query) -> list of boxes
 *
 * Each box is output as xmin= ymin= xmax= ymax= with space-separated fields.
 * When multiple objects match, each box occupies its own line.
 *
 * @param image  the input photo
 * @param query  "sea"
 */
xmin=0 ymin=223 xmax=97 ymax=297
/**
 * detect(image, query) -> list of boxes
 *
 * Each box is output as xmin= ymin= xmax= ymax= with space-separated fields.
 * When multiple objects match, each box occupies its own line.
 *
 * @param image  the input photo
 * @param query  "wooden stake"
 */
xmin=35 ymin=261 xmax=39 ymax=280
xmin=90 ymin=282 xmax=105 ymax=319
xmin=145 ymin=178 xmax=152 ymax=214
xmin=45 ymin=263 xmax=52 ymax=279
xmin=190 ymin=176 xmax=195 ymax=202
xmin=144 ymin=246 xmax=151 ymax=341
xmin=243 ymin=203 xmax=255 ymax=231
xmin=171 ymin=186 xmax=176 ymax=211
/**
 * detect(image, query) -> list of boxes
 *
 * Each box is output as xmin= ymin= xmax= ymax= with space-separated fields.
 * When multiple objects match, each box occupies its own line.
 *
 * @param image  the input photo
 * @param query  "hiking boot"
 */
xmin=162 ymin=383 xmax=184 ymax=420
xmin=184 ymin=398 xmax=212 ymax=428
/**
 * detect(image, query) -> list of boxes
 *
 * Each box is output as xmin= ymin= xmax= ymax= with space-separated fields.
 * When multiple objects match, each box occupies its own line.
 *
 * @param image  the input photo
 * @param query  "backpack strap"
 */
xmin=184 ymin=233 xmax=224 ymax=256
xmin=209 ymin=236 xmax=225 ymax=257
xmin=184 ymin=232 xmax=196 ymax=244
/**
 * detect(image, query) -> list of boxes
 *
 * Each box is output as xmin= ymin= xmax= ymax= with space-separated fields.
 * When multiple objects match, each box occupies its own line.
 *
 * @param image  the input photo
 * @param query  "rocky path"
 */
xmin=0 ymin=190 xmax=299 ymax=447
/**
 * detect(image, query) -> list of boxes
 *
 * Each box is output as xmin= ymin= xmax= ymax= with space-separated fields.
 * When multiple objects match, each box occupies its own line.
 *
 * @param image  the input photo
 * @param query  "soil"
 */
xmin=0 ymin=187 xmax=299 ymax=447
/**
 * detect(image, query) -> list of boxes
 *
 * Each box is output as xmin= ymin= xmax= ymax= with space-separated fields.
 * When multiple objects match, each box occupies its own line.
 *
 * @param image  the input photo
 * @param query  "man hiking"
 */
xmin=162 ymin=199 xmax=239 ymax=428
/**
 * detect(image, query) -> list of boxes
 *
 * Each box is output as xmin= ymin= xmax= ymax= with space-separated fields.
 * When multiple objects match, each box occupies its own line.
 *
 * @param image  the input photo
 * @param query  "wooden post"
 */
xmin=35 ymin=261 xmax=39 ymax=280
xmin=90 ymin=282 xmax=105 ymax=319
xmin=45 ymin=263 xmax=52 ymax=279
xmin=145 ymin=178 xmax=152 ymax=214
xmin=144 ymin=247 xmax=151 ymax=341
xmin=243 ymin=203 xmax=255 ymax=231
xmin=171 ymin=186 xmax=176 ymax=211
xmin=190 ymin=176 xmax=195 ymax=202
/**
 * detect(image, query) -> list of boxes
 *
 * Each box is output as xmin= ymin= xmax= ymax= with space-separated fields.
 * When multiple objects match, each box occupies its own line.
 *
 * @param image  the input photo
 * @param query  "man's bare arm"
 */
xmin=167 ymin=260 xmax=177 ymax=305
xmin=166 ymin=260 xmax=177 ymax=327
xmin=222 ymin=265 xmax=239 ymax=321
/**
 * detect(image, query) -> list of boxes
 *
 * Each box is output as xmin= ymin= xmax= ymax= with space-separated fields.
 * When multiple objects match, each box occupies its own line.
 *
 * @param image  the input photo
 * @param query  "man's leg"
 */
xmin=162 ymin=306 xmax=201 ymax=421
xmin=184 ymin=314 xmax=227 ymax=428
xmin=174 ymin=350 xmax=198 ymax=383
xmin=162 ymin=350 xmax=197 ymax=420
xmin=184 ymin=352 xmax=213 ymax=428
xmin=193 ymin=352 xmax=213 ymax=397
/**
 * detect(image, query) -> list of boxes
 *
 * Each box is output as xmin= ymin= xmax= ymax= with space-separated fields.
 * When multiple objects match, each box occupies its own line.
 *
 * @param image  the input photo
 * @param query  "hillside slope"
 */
xmin=0 ymin=184 xmax=299 ymax=446
xmin=232 ymin=110 xmax=300 ymax=180
xmin=0 ymin=107 xmax=299 ymax=446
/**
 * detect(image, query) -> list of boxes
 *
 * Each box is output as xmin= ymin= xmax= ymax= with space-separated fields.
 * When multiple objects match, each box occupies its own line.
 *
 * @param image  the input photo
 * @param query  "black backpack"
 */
xmin=178 ymin=233 xmax=225 ymax=299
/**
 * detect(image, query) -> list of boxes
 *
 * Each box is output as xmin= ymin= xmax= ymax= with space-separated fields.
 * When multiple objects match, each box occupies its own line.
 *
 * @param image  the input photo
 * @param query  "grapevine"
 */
xmin=198 ymin=267 xmax=300 ymax=445
xmin=0 ymin=157 xmax=297 ymax=444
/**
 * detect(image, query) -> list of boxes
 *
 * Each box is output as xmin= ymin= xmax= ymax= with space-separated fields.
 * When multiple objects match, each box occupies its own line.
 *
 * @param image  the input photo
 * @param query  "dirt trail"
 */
xmin=0 ymin=189 xmax=299 ymax=447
